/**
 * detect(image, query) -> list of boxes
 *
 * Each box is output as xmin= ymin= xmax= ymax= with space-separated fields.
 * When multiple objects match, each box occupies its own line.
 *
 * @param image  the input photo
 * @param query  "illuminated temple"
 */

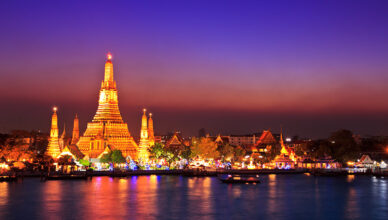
xmin=77 ymin=54 xmax=138 ymax=159
xmin=46 ymin=107 xmax=61 ymax=158
xmin=137 ymin=109 xmax=156 ymax=161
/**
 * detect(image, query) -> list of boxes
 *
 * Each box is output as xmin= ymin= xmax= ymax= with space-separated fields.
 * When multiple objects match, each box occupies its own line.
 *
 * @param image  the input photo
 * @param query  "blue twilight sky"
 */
xmin=0 ymin=0 xmax=387 ymax=138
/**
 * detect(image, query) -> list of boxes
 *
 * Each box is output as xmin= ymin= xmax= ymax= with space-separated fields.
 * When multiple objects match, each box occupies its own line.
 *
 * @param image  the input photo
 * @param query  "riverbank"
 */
xmin=2 ymin=168 xmax=387 ymax=179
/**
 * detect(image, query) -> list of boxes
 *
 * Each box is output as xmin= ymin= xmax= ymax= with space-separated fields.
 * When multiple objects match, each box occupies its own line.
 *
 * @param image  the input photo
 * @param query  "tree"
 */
xmin=99 ymin=150 xmax=125 ymax=166
xmin=180 ymin=147 xmax=191 ymax=160
xmin=313 ymin=140 xmax=333 ymax=158
xmin=233 ymin=146 xmax=246 ymax=162
xmin=111 ymin=150 xmax=125 ymax=164
xmin=148 ymin=143 xmax=186 ymax=168
xmin=191 ymin=137 xmax=220 ymax=160
xmin=164 ymin=151 xmax=177 ymax=168
xmin=57 ymin=155 xmax=72 ymax=165
xmin=218 ymin=143 xmax=234 ymax=161
xmin=99 ymin=153 xmax=111 ymax=164
xmin=329 ymin=129 xmax=360 ymax=163
xmin=148 ymin=143 xmax=165 ymax=160
xmin=79 ymin=159 xmax=90 ymax=167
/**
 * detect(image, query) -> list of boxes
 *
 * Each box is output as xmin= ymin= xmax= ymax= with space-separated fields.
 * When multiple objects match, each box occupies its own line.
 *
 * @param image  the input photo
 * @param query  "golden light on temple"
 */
xmin=280 ymin=146 xmax=288 ymax=155
xmin=77 ymin=54 xmax=138 ymax=159
xmin=46 ymin=107 xmax=61 ymax=158
xmin=148 ymin=112 xmax=155 ymax=147
xmin=138 ymin=109 xmax=150 ymax=161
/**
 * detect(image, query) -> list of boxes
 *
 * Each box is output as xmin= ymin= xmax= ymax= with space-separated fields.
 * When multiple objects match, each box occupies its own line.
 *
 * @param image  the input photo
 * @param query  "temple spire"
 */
xmin=61 ymin=123 xmax=66 ymax=139
xmin=77 ymin=54 xmax=138 ymax=160
xmin=46 ymin=107 xmax=61 ymax=158
xmin=148 ymin=113 xmax=155 ymax=146
xmin=71 ymin=114 xmax=80 ymax=145
xmin=141 ymin=109 xmax=148 ymax=131
xmin=280 ymin=127 xmax=288 ymax=155
xmin=140 ymin=109 xmax=148 ymax=140
xmin=138 ymin=108 xmax=150 ymax=161
xmin=104 ymin=52 xmax=114 ymax=83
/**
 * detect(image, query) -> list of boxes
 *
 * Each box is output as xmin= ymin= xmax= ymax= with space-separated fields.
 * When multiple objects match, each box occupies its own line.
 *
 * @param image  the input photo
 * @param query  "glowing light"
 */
xmin=53 ymin=107 xmax=57 ymax=112
xmin=107 ymin=53 xmax=112 ymax=60
xmin=280 ymin=146 xmax=288 ymax=155
xmin=77 ymin=54 xmax=138 ymax=160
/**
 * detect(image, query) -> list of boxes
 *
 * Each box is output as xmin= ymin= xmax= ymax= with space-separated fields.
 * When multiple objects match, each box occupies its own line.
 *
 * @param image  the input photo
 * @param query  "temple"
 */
xmin=71 ymin=114 xmax=79 ymax=145
xmin=77 ymin=53 xmax=138 ymax=159
xmin=148 ymin=113 xmax=155 ymax=146
xmin=46 ymin=107 xmax=61 ymax=158
xmin=273 ymin=131 xmax=296 ymax=169
xmin=59 ymin=124 xmax=66 ymax=150
xmin=138 ymin=109 xmax=150 ymax=161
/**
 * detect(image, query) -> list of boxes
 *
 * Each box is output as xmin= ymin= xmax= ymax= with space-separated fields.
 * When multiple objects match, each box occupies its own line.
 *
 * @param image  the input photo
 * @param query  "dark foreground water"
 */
xmin=0 ymin=174 xmax=387 ymax=219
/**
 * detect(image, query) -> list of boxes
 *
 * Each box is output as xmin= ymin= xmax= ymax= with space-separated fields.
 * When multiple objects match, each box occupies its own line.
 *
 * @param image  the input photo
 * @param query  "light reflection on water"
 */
xmin=0 ymin=175 xmax=387 ymax=219
xmin=42 ymin=181 xmax=62 ymax=219
xmin=0 ymin=183 xmax=8 ymax=207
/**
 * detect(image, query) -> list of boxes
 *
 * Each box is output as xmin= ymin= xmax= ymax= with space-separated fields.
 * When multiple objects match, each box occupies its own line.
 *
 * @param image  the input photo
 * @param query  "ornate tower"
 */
xmin=138 ymin=109 xmax=150 ymax=161
xmin=71 ymin=114 xmax=80 ymax=145
xmin=77 ymin=53 xmax=138 ymax=159
xmin=280 ymin=131 xmax=288 ymax=155
xmin=59 ymin=124 xmax=66 ymax=150
xmin=46 ymin=107 xmax=61 ymax=158
xmin=148 ymin=113 xmax=155 ymax=146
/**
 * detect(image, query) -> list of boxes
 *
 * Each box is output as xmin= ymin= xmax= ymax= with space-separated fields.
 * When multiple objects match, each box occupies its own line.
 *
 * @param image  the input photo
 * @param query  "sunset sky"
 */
xmin=0 ymin=0 xmax=387 ymax=138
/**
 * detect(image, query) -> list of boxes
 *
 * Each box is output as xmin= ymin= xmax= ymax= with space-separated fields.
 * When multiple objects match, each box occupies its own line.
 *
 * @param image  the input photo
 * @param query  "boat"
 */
xmin=218 ymin=174 xmax=260 ymax=184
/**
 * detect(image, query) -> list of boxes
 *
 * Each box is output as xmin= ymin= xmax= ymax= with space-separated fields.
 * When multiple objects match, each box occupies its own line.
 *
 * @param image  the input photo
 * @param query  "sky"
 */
xmin=0 ymin=0 xmax=387 ymax=138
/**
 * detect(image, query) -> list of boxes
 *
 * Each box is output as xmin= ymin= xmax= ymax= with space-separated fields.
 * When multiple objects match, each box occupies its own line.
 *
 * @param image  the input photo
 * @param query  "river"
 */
xmin=0 ymin=174 xmax=387 ymax=219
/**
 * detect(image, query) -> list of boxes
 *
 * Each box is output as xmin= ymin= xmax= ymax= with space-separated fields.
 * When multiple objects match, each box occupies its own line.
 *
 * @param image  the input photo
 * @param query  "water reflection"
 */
xmin=0 ymin=176 xmax=387 ymax=219
xmin=0 ymin=183 xmax=8 ymax=207
xmin=345 ymin=188 xmax=360 ymax=219
xmin=82 ymin=177 xmax=121 ymax=218
xmin=267 ymin=174 xmax=277 ymax=215
xmin=187 ymin=177 xmax=213 ymax=218
xmin=42 ymin=181 xmax=63 ymax=219
xmin=135 ymin=175 xmax=158 ymax=218
xmin=347 ymin=175 xmax=355 ymax=182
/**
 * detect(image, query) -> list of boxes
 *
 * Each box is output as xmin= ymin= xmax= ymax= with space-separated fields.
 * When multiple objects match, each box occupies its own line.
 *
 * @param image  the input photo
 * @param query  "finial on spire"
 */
xmin=53 ymin=106 xmax=58 ymax=112
xmin=107 ymin=52 xmax=112 ymax=61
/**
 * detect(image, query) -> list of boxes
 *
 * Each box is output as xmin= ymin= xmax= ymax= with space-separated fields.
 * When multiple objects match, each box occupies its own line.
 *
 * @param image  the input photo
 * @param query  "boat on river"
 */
xmin=218 ymin=174 xmax=260 ymax=184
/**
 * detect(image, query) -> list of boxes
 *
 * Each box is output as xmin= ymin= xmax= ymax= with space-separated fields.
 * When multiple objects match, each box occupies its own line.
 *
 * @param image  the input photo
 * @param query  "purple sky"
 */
xmin=0 ymin=0 xmax=387 ymax=138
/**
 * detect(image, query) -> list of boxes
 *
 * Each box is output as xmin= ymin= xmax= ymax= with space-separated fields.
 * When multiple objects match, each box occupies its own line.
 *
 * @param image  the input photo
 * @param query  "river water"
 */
xmin=0 ymin=174 xmax=387 ymax=219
